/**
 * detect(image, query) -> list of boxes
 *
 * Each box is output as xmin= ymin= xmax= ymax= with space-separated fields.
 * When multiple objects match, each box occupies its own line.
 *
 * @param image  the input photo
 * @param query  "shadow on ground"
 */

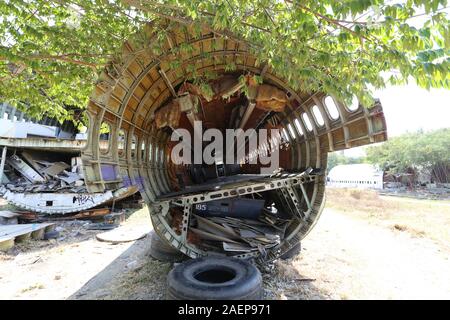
xmin=70 ymin=234 xmax=327 ymax=300
xmin=69 ymin=234 xmax=170 ymax=300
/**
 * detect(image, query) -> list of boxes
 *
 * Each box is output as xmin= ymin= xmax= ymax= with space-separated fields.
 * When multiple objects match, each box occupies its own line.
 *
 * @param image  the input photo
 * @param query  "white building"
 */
xmin=0 ymin=103 xmax=81 ymax=140
xmin=327 ymin=164 xmax=384 ymax=189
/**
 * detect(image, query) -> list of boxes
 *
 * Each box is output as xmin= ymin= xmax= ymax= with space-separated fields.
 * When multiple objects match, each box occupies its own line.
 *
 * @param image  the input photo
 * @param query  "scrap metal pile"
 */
xmin=2 ymin=153 xmax=86 ymax=193
xmin=185 ymin=195 xmax=290 ymax=254
xmin=152 ymin=170 xmax=320 ymax=260
xmin=0 ymin=149 xmax=139 ymax=215
xmin=191 ymin=209 xmax=289 ymax=254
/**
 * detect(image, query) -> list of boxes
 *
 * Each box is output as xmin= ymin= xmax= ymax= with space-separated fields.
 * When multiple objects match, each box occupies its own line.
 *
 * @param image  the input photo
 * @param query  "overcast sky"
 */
xmin=344 ymin=84 xmax=450 ymax=157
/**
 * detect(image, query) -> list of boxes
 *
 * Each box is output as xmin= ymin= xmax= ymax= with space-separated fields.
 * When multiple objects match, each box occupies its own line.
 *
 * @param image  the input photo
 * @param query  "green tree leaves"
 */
xmin=0 ymin=0 xmax=449 ymax=121
xmin=327 ymin=151 xmax=363 ymax=173
xmin=366 ymin=129 xmax=450 ymax=173
xmin=1 ymin=0 xmax=149 ymax=121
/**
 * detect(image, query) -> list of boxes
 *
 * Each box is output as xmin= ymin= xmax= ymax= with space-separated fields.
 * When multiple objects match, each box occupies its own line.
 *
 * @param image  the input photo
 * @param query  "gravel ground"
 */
xmin=264 ymin=209 xmax=449 ymax=299
xmin=1 ymin=204 xmax=449 ymax=300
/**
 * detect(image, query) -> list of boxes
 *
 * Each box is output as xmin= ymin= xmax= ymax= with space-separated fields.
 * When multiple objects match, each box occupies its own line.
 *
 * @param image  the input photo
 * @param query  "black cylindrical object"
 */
xmin=193 ymin=198 xmax=264 ymax=219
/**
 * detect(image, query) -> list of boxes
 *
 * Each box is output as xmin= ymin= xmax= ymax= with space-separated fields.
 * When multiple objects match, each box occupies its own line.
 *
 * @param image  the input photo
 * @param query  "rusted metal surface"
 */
xmin=81 ymin=20 xmax=388 ymax=262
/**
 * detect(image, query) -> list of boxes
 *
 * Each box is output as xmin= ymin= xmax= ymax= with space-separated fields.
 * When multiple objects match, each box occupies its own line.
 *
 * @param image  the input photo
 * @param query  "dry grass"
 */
xmin=124 ymin=206 xmax=152 ymax=224
xmin=326 ymin=188 xmax=450 ymax=245
xmin=20 ymin=283 xmax=45 ymax=293
xmin=263 ymin=260 xmax=330 ymax=300
xmin=106 ymin=258 xmax=170 ymax=300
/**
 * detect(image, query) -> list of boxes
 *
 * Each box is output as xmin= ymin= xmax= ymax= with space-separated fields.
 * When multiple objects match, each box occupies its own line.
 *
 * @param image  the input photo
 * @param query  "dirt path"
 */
xmin=1 ymin=207 xmax=448 ymax=299
xmin=266 ymin=209 xmax=450 ymax=299
xmin=0 ymin=208 xmax=154 ymax=300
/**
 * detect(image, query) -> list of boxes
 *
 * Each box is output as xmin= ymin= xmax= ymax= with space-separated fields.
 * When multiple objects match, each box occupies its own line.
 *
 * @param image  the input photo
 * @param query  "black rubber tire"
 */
xmin=280 ymin=242 xmax=301 ymax=260
xmin=149 ymin=231 xmax=186 ymax=263
xmin=167 ymin=256 xmax=263 ymax=300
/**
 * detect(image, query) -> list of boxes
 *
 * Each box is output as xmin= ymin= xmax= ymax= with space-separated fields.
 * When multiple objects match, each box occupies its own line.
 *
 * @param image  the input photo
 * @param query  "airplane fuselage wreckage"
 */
xmin=80 ymin=20 xmax=387 ymax=264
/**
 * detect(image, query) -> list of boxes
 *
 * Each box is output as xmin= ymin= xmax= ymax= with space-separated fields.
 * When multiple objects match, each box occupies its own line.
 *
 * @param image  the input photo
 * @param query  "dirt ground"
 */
xmin=0 ymin=190 xmax=449 ymax=300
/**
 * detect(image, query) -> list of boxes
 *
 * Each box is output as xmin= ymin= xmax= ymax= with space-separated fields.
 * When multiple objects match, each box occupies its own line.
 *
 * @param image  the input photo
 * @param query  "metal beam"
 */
xmin=158 ymin=68 xmax=178 ymax=97
xmin=238 ymin=101 xmax=256 ymax=129
xmin=0 ymin=146 xmax=7 ymax=184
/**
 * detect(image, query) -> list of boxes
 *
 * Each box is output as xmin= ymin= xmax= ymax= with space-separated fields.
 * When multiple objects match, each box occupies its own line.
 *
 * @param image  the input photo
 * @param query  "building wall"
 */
xmin=0 ymin=103 xmax=78 ymax=139
xmin=326 ymin=164 xmax=384 ymax=189
xmin=327 ymin=175 xmax=383 ymax=189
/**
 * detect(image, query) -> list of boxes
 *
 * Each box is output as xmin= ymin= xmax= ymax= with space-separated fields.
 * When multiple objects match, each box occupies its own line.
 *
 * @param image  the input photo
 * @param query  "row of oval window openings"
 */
xmin=99 ymin=95 xmax=359 ymax=153
xmin=280 ymin=96 xmax=359 ymax=141
xmin=329 ymin=180 xmax=379 ymax=185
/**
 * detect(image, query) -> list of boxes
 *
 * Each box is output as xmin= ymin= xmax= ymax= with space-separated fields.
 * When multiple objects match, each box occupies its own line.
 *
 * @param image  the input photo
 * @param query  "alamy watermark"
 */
xmin=170 ymin=121 xmax=283 ymax=174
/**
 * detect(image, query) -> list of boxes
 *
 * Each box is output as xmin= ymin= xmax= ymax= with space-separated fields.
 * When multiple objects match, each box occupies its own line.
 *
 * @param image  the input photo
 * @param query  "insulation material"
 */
xmin=179 ymin=76 xmax=242 ymax=102
xmin=210 ymin=75 xmax=241 ymax=99
xmin=255 ymin=84 xmax=287 ymax=112
xmin=177 ymin=94 xmax=197 ymax=113
xmin=178 ymin=82 xmax=213 ymax=102
xmin=154 ymin=100 xmax=181 ymax=129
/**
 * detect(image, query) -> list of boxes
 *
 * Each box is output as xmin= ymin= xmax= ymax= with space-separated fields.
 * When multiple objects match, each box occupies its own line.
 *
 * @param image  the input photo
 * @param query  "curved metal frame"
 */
xmin=81 ymin=21 xmax=387 ymax=261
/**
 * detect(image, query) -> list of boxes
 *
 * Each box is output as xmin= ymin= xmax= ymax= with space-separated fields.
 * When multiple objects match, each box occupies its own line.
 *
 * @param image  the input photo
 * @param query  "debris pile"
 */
xmin=3 ymin=154 xmax=86 ymax=193
xmin=379 ymin=186 xmax=450 ymax=200
xmin=0 ymin=220 xmax=56 ymax=251
xmin=187 ymin=202 xmax=291 ymax=255
xmin=0 ymin=206 xmax=129 ymax=251
xmin=0 ymin=210 xmax=20 ymax=225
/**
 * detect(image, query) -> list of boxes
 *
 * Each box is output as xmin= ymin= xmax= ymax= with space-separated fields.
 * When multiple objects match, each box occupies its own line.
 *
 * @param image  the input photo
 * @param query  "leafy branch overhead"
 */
xmin=0 ymin=0 xmax=449 ymax=121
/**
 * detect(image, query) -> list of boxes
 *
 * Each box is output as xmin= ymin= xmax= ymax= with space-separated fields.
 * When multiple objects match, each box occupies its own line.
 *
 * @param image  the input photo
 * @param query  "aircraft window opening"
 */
xmin=141 ymin=141 xmax=146 ymax=160
xmin=294 ymin=118 xmax=304 ymax=136
xmin=348 ymin=96 xmax=359 ymax=111
xmin=288 ymin=123 xmax=296 ymax=138
xmin=118 ymin=129 xmax=126 ymax=158
xmin=148 ymin=143 xmax=153 ymax=161
xmin=312 ymin=105 xmax=324 ymax=126
xmin=282 ymin=128 xmax=290 ymax=142
xmin=302 ymin=113 xmax=313 ymax=131
xmin=99 ymin=122 xmax=111 ymax=154
xmin=131 ymin=134 xmax=137 ymax=159
xmin=324 ymin=96 xmax=340 ymax=120
xmin=154 ymin=146 xmax=159 ymax=164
